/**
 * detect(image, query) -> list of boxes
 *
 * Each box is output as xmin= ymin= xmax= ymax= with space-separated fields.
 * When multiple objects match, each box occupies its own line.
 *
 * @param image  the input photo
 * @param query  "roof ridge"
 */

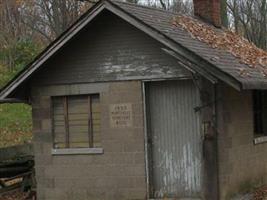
xmin=111 ymin=0 xmax=211 ymax=28
xmin=111 ymin=0 xmax=182 ymax=16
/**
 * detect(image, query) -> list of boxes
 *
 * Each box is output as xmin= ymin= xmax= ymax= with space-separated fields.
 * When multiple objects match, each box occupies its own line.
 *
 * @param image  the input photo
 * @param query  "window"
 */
xmin=253 ymin=90 xmax=267 ymax=136
xmin=52 ymin=95 xmax=101 ymax=149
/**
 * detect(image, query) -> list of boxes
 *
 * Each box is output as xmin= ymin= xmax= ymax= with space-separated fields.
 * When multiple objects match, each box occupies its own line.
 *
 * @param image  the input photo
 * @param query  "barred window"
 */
xmin=52 ymin=95 xmax=101 ymax=149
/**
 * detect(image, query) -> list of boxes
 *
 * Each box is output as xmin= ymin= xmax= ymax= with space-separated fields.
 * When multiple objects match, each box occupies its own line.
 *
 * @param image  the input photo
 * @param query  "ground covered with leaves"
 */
xmin=0 ymin=190 xmax=31 ymax=200
xmin=0 ymin=103 xmax=32 ymax=148
xmin=254 ymin=186 xmax=267 ymax=200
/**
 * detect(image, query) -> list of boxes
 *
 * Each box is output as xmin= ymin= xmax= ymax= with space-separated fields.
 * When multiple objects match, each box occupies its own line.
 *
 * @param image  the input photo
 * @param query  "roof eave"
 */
xmin=0 ymin=98 xmax=28 ymax=104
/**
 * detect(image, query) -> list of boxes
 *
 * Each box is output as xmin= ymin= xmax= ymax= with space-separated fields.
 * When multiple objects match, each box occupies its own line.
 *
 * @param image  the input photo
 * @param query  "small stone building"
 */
xmin=1 ymin=0 xmax=267 ymax=199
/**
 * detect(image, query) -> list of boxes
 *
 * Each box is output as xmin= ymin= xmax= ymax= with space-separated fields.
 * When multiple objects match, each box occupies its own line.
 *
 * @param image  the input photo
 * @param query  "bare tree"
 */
xmin=21 ymin=0 xmax=92 ymax=43
xmin=171 ymin=0 xmax=193 ymax=14
xmin=125 ymin=0 xmax=139 ymax=3
xmin=141 ymin=0 xmax=192 ymax=14
xmin=159 ymin=0 xmax=170 ymax=10
xmin=228 ymin=0 xmax=267 ymax=50
xmin=0 ymin=0 xmax=32 ymax=69
xmin=0 ymin=0 xmax=93 ymax=70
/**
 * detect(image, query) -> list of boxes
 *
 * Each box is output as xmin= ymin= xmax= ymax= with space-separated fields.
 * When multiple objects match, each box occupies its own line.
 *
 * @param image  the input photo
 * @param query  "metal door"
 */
xmin=146 ymin=80 xmax=203 ymax=199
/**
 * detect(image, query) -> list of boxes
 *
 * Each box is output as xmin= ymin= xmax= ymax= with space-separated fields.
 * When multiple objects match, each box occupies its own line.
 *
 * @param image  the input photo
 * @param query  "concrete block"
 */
xmin=41 ymin=119 xmax=52 ymax=132
xmin=123 ymin=140 xmax=145 ymax=153
xmin=134 ymin=152 xmax=145 ymax=164
xmin=44 ymin=188 xmax=69 ymax=200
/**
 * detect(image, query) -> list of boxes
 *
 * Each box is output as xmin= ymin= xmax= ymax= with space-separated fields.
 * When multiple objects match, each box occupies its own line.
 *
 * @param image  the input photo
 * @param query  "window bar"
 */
xmin=63 ymin=96 xmax=70 ymax=148
xmin=88 ymin=96 xmax=93 ymax=148
xmin=51 ymin=97 xmax=55 ymax=149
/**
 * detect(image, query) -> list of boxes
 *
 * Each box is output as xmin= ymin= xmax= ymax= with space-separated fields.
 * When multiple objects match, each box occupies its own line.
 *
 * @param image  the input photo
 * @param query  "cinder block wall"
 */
xmin=217 ymin=84 xmax=267 ymax=199
xmin=31 ymin=81 xmax=147 ymax=200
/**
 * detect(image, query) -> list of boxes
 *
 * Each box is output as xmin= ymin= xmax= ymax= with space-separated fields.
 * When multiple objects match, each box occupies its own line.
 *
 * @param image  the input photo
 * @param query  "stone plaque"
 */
xmin=110 ymin=103 xmax=133 ymax=128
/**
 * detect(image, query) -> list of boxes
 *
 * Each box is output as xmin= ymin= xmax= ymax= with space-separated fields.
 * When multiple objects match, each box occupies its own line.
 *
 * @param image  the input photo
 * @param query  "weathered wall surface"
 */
xmin=31 ymin=10 xmax=190 ymax=86
xmin=31 ymin=81 xmax=147 ymax=200
xmin=217 ymin=84 xmax=267 ymax=199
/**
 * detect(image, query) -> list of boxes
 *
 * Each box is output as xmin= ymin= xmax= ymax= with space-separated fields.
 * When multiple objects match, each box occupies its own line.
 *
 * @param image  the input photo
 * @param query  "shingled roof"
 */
xmin=1 ymin=0 xmax=267 ymax=101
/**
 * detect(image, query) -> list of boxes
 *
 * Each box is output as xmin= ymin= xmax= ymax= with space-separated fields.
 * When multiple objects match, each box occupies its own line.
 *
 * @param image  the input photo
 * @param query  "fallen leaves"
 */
xmin=0 ymin=190 xmax=28 ymax=200
xmin=172 ymin=16 xmax=267 ymax=78
xmin=0 ymin=128 xmax=32 ymax=148
xmin=254 ymin=186 xmax=267 ymax=200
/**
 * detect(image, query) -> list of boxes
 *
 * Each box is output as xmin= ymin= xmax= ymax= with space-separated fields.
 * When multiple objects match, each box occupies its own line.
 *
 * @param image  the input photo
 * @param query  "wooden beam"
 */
xmin=0 ymin=98 xmax=27 ymax=104
xmin=63 ymin=97 xmax=70 ymax=148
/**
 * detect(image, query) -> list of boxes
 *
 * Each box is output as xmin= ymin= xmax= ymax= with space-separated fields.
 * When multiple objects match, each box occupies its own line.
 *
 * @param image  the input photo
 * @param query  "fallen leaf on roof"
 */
xmin=172 ymin=16 xmax=267 ymax=78
xmin=238 ymin=68 xmax=250 ymax=78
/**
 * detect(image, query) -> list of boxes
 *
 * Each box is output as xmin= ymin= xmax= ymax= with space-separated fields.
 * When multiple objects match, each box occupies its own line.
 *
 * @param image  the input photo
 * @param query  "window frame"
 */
xmin=253 ymin=90 xmax=267 ymax=145
xmin=253 ymin=91 xmax=263 ymax=135
xmin=51 ymin=94 xmax=103 ymax=155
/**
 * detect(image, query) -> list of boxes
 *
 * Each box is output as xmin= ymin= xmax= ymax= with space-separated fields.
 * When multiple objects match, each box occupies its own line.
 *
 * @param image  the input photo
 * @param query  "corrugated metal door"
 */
xmin=146 ymin=80 xmax=203 ymax=199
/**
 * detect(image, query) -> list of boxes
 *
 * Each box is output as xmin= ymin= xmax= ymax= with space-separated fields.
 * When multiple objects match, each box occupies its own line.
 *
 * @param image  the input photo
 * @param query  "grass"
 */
xmin=0 ymin=41 xmax=42 ymax=148
xmin=0 ymin=103 xmax=32 ymax=148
